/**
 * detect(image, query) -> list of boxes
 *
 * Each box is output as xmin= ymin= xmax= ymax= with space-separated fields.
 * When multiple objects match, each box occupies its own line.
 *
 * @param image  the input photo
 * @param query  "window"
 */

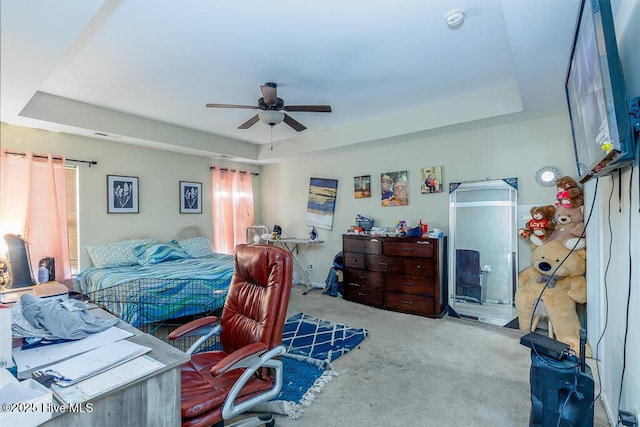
xmin=65 ymin=166 xmax=79 ymax=274
xmin=211 ymin=168 xmax=254 ymax=254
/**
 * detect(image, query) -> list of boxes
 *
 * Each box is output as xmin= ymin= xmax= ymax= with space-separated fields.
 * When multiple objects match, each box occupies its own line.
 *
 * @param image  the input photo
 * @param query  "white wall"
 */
xmin=594 ymin=0 xmax=639 ymax=421
xmin=261 ymin=114 xmax=578 ymax=282
xmin=0 ymin=124 xmax=262 ymax=273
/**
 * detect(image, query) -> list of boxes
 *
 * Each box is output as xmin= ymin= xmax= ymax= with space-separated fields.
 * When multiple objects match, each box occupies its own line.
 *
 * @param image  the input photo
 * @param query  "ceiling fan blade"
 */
xmin=283 ymin=114 xmax=307 ymax=132
xmin=260 ymin=83 xmax=278 ymax=106
xmin=238 ymin=114 xmax=260 ymax=129
xmin=283 ymin=105 xmax=332 ymax=113
xmin=206 ymin=103 xmax=258 ymax=109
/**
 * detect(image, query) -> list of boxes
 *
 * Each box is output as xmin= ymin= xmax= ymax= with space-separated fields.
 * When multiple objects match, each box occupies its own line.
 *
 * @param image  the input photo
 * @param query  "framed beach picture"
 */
xmin=381 ymin=171 xmax=408 ymax=206
xmin=353 ymin=175 xmax=371 ymax=198
xmin=420 ymin=166 xmax=443 ymax=194
xmin=306 ymin=177 xmax=338 ymax=230
xmin=107 ymin=175 xmax=139 ymax=213
xmin=180 ymin=181 xmax=202 ymax=214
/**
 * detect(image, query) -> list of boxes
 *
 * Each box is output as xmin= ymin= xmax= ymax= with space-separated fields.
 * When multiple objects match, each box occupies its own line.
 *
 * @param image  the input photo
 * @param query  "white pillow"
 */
xmin=178 ymin=237 xmax=214 ymax=258
xmin=86 ymin=238 xmax=158 ymax=269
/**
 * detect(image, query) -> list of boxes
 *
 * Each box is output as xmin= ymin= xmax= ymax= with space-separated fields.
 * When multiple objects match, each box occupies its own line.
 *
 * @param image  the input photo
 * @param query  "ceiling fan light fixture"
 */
xmin=258 ymin=110 xmax=285 ymax=126
xmin=446 ymin=9 xmax=465 ymax=30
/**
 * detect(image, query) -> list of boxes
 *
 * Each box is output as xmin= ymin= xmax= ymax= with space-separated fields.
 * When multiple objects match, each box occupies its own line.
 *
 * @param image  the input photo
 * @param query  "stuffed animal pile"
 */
xmin=515 ymin=240 xmax=590 ymax=356
xmin=555 ymin=176 xmax=583 ymax=208
xmin=518 ymin=176 xmax=586 ymax=249
xmin=515 ymin=176 xmax=589 ymax=357
xmin=518 ymin=205 xmax=556 ymax=246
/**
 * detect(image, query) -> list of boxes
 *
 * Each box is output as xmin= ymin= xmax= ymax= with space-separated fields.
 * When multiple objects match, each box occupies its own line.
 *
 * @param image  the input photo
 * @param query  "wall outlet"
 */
xmin=308 ymin=264 xmax=313 ymax=270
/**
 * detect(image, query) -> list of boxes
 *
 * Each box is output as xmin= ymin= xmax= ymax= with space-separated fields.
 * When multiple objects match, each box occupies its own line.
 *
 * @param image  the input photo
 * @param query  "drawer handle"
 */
xmin=358 ymin=292 xmax=367 ymax=296
xmin=358 ymin=276 xmax=367 ymax=280
xmin=352 ymin=258 xmax=359 ymax=262
xmin=378 ymin=262 xmax=389 ymax=266
xmin=416 ymin=241 xmax=430 ymax=245
xmin=403 ymin=282 xmax=414 ymax=286
xmin=402 ymin=300 xmax=414 ymax=305
xmin=415 ymin=265 xmax=422 ymax=269
xmin=402 ymin=248 xmax=414 ymax=252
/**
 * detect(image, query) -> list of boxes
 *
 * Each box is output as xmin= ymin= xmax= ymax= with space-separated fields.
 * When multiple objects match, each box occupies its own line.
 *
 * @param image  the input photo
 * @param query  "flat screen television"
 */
xmin=565 ymin=0 xmax=636 ymax=183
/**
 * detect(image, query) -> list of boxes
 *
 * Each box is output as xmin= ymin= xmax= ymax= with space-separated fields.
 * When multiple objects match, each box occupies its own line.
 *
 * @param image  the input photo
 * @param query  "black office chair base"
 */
xmin=217 ymin=413 xmax=275 ymax=427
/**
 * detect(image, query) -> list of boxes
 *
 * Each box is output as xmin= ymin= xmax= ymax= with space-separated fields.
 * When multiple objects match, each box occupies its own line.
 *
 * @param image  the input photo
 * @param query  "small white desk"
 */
xmin=265 ymin=238 xmax=324 ymax=294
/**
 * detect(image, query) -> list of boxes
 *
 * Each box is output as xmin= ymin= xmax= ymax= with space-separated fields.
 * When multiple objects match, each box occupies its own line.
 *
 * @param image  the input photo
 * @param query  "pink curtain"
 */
xmin=211 ymin=168 xmax=254 ymax=254
xmin=0 ymin=149 xmax=72 ymax=287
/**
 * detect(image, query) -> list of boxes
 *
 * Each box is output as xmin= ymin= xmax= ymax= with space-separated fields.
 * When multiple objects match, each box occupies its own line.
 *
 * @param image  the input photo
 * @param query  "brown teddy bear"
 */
xmin=549 ymin=205 xmax=586 ymax=250
xmin=518 ymin=205 xmax=556 ymax=246
xmin=515 ymin=240 xmax=589 ymax=357
xmin=555 ymin=176 xmax=583 ymax=208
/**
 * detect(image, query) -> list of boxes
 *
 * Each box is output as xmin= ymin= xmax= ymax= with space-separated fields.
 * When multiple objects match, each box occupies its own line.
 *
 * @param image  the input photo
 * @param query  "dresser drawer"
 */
xmin=385 ymin=274 xmax=435 ymax=294
xmin=366 ymin=255 xmax=402 ymax=273
xmin=384 ymin=291 xmax=436 ymax=316
xmin=384 ymin=240 xmax=434 ymax=258
xmin=344 ymin=252 xmax=365 ymax=269
xmin=344 ymin=269 xmax=384 ymax=288
xmin=343 ymin=282 xmax=383 ymax=307
xmin=343 ymin=237 xmax=382 ymax=255
xmin=403 ymin=258 xmax=435 ymax=276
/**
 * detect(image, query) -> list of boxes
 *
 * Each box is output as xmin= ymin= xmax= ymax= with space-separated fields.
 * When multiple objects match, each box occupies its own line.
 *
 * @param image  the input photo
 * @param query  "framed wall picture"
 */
xmin=180 ymin=181 xmax=202 ymax=214
xmin=306 ymin=177 xmax=338 ymax=230
xmin=420 ymin=166 xmax=443 ymax=194
xmin=381 ymin=171 xmax=408 ymax=206
xmin=354 ymin=175 xmax=371 ymax=198
xmin=107 ymin=175 xmax=139 ymax=213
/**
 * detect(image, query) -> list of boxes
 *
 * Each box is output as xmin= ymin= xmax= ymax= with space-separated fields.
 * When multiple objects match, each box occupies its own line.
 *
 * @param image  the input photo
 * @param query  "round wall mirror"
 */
xmin=535 ymin=166 xmax=562 ymax=187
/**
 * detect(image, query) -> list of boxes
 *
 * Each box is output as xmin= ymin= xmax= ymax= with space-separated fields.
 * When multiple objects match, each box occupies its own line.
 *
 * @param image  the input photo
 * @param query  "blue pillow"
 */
xmin=132 ymin=241 xmax=191 ymax=266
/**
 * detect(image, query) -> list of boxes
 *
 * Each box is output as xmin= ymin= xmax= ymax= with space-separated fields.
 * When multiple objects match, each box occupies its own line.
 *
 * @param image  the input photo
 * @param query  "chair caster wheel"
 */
xmin=258 ymin=414 xmax=275 ymax=427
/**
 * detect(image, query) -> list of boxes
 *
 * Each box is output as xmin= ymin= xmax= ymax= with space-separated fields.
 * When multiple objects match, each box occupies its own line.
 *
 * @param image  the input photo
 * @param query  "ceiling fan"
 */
xmin=206 ymin=82 xmax=332 ymax=132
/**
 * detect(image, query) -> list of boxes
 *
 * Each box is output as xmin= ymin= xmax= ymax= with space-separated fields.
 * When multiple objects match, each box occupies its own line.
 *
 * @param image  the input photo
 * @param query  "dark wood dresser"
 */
xmin=342 ymin=234 xmax=446 ymax=317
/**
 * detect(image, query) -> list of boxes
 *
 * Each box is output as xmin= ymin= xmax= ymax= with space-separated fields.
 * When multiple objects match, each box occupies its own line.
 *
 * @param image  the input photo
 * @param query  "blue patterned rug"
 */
xmin=282 ymin=312 xmax=369 ymax=368
xmin=254 ymin=312 xmax=368 ymax=418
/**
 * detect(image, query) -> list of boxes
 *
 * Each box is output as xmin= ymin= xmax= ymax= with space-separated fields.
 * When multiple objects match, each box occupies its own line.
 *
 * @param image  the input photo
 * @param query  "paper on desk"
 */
xmin=12 ymin=326 xmax=133 ymax=373
xmin=36 ymin=340 xmax=151 ymax=387
xmin=51 ymin=355 xmax=165 ymax=404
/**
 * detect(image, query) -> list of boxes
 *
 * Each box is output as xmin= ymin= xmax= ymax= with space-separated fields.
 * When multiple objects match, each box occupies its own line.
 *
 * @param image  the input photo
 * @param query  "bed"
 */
xmin=77 ymin=237 xmax=235 ymax=329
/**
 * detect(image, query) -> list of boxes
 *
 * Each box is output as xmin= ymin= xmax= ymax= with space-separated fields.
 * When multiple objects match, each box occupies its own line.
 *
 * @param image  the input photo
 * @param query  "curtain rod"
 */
xmin=4 ymin=150 xmax=97 ymax=167
xmin=210 ymin=166 xmax=259 ymax=176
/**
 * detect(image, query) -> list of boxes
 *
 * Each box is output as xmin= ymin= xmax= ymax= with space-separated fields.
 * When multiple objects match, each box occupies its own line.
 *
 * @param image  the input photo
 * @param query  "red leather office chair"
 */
xmin=169 ymin=244 xmax=293 ymax=427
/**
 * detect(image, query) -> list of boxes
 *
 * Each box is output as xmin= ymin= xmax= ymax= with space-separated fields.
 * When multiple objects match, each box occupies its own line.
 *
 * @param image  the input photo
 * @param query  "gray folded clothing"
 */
xmin=19 ymin=294 xmax=118 ymax=340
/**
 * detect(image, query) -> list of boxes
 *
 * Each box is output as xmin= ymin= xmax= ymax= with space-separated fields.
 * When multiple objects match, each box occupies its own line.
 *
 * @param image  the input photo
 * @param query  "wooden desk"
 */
xmin=23 ymin=306 xmax=190 ymax=426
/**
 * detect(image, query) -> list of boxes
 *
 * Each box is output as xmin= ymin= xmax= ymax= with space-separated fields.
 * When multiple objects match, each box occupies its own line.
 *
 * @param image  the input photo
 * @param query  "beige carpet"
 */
xmin=264 ymin=287 xmax=610 ymax=427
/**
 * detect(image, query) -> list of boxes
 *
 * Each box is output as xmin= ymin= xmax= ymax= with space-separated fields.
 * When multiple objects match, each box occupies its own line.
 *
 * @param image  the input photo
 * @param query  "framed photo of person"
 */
xmin=420 ymin=166 xmax=443 ymax=194
xmin=354 ymin=175 xmax=371 ymax=198
xmin=107 ymin=175 xmax=139 ymax=214
xmin=381 ymin=171 xmax=408 ymax=206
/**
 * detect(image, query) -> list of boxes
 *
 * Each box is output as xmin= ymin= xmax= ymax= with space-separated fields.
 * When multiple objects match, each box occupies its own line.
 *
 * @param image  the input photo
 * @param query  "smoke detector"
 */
xmin=446 ymin=9 xmax=466 ymax=30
